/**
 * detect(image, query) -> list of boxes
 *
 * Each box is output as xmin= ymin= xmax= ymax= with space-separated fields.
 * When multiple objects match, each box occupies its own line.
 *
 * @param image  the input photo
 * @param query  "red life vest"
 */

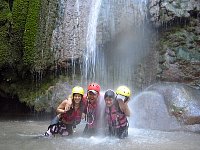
xmin=85 ymin=101 xmax=99 ymax=128
xmin=105 ymin=103 xmax=128 ymax=128
xmin=61 ymin=96 xmax=87 ymax=125
xmin=61 ymin=107 xmax=81 ymax=125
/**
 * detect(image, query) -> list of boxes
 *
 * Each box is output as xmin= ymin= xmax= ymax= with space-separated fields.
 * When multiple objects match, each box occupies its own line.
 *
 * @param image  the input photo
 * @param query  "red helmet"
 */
xmin=87 ymin=83 xmax=101 ymax=93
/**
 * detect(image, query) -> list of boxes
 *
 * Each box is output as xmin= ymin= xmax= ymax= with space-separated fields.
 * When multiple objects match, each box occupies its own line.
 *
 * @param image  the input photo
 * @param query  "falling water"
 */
xmin=51 ymin=0 xmax=150 ymax=90
xmin=82 ymin=0 xmax=150 ymax=90
xmin=82 ymin=0 xmax=103 ymax=84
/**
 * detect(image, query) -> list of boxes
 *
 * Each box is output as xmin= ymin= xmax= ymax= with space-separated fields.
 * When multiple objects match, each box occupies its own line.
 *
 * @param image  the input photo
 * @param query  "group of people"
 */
xmin=44 ymin=83 xmax=131 ymax=139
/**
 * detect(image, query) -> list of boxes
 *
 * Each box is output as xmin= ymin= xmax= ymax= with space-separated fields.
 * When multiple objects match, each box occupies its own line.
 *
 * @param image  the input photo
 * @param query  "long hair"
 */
xmin=72 ymin=94 xmax=84 ymax=113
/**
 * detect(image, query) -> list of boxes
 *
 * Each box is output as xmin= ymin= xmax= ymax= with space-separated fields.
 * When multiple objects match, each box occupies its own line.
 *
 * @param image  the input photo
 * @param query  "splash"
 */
xmin=128 ymin=82 xmax=200 ymax=131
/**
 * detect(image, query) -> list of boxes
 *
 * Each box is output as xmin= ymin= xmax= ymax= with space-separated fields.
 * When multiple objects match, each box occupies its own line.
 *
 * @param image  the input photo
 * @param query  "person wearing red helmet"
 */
xmin=82 ymin=82 xmax=101 ymax=136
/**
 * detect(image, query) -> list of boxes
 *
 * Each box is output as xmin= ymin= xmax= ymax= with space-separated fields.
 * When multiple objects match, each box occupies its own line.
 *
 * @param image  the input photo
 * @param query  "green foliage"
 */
xmin=0 ymin=0 xmax=11 ymax=67
xmin=0 ymin=0 xmax=10 ymax=25
xmin=0 ymin=0 xmax=64 ymax=111
xmin=1 ymin=0 xmax=58 ymax=71
xmin=23 ymin=0 xmax=41 ymax=68
xmin=34 ymin=0 xmax=58 ymax=72
xmin=11 ymin=0 xmax=30 ymax=62
xmin=12 ymin=0 xmax=29 ymax=32
xmin=15 ymin=75 xmax=61 ymax=111
xmin=0 ymin=39 xmax=10 ymax=67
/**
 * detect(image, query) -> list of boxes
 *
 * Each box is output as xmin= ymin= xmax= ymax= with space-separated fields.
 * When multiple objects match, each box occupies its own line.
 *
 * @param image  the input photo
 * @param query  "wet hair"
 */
xmin=104 ymin=89 xmax=115 ymax=99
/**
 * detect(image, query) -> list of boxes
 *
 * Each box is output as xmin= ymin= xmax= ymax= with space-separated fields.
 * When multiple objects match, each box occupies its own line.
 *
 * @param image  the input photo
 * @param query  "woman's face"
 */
xmin=73 ymin=93 xmax=82 ymax=104
xmin=105 ymin=97 xmax=114 ymax=107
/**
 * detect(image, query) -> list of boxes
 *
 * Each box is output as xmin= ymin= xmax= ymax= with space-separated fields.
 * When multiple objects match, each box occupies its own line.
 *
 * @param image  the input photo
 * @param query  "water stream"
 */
xmin=82 ymin=0 xmax=103 ymax=84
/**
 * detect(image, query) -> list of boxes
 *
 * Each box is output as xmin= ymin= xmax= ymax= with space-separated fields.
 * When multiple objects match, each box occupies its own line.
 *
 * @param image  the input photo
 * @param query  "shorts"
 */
xmin=46 ymin=122 xmax=73 ymax=136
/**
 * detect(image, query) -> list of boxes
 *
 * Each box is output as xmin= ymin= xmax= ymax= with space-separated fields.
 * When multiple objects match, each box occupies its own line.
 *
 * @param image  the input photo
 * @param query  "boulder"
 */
xmin=130 ymin=82 xmax=200 ymax=132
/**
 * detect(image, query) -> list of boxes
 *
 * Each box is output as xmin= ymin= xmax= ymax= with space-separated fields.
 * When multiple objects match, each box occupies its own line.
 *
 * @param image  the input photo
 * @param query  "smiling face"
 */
xmin=105 ymin=97 xmax=114 ymax=107
xmin=73 ymin=93 xmax=82 ymax=104
xmin=87 ymin=91 xmax=98 ymax=104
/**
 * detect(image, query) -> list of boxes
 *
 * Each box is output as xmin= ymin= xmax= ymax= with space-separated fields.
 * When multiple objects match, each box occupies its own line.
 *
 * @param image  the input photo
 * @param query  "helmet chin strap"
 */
xmin=116 ymin=94 xmax=126 ymax=101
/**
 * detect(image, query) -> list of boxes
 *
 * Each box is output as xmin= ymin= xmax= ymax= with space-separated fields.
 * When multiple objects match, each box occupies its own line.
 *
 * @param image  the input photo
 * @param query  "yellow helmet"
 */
xmin=72 ymin=86 xmax=84 ymax=96
xmin=116 ymin=86 xmax=131 ymax=97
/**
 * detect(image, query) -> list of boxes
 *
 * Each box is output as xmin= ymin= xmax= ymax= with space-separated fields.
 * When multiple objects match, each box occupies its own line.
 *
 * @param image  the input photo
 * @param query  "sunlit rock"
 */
xmin=130 ymin=82 xmax=200 ymax=132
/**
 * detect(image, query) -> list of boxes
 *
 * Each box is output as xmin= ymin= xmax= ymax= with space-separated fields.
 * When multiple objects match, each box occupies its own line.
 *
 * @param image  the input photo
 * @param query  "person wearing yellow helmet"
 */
xmin=104 ymin=86 xmax=131 ymax=139
xmin=115 ymin=85 xmax=131 ymax=116
xmin=44 ymin=86 xmax=85 ymax=137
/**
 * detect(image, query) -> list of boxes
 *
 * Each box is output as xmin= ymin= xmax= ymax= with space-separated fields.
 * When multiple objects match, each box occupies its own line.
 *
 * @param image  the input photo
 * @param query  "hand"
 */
xmin=81 ymin=113 xmax=86 ymax=119
xmin=62 ymin=109 xmax=67 ymax=113
xmin=64 ymin=104 xmax=70 ymax=111
xmin=124 ymin=97 xmax=130 ymax=104
xmin=67 ymin=95 xmax=72 ymax=105
xmin=65 ymin=98 xmax=72 ymax=111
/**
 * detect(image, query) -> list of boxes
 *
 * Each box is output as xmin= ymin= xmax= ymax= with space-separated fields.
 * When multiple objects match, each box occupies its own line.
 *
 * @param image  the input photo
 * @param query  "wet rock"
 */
xmin=148 ymin=0 xmax=200 ymax=27
xmin=130 ymin=82 xmax=200 ymax=132
xmin=167 ymin=49 xmax=176 ymax=57
xmin=148 ymin=83 xmax=200 ymax=125
xmin=168 ymin=56 xmax=176 ymax=64
xmin=159 ymin=56 xmax=165 ymax=64
xmin=188 ymin=44 xmax=195 ymax=49
xmin=157 ymin=17 xmax=200 ymax=89
xmin=157 ymin=67 xmax=163 ymax=74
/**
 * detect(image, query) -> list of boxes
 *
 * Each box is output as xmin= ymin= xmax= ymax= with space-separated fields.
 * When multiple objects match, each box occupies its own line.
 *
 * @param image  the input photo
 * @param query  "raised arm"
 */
xmin=56 ymin=99 xmax=71 ymax=114
xmin=123 ymin=103 xmax=130 ymax=117
xmin=118 ymin=99 xmax=130 ymax=117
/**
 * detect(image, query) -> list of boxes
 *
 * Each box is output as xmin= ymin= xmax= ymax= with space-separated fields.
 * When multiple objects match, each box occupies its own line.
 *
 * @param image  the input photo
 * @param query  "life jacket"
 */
xmin=105 ymin=102 xmax=128 ymax=128
xmin=85 ymin=100 xmax=98 ymax=128
xmin=61 ymin=96 xmax=87 ymax=125
xmin=61 ymin=107 xmax=81 ymax=125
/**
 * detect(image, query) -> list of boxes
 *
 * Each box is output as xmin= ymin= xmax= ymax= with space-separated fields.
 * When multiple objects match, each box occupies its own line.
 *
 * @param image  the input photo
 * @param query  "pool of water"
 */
xmin=0 ymin=120 xmax=199 ymax=150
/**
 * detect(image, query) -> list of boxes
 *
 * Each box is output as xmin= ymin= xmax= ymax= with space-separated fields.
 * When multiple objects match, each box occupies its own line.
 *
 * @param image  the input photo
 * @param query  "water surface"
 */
xmin=0 ymin=120 xmax=199 ymax=150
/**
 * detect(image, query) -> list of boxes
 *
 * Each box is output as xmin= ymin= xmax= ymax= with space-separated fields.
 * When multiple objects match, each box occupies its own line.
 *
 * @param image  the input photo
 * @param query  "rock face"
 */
xmin=147 ymin=0 xmax=200 ymax=89
xmin=51 ymin=0 xmax=91 ymax=63
xmin=148 ymin=0 xmax=200 ymax=27
xmin=156 ymin=18 xmax=200 ymax=89
xmin=130 ymin=82 xmax=200 ymax=132
xmin=52 ymin=0 xmax=200 ymax=89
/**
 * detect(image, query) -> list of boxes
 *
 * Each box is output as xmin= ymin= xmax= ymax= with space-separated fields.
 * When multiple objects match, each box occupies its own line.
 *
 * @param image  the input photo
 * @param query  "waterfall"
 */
xmin=48 ymin=0 xmax=200 ymax=132
xmin=51 ymin=0 xmax=150 ymax=91
xmin=82 ymin=0 xmax=103 ymax=85
xmin=82 ymin=0 xmax=149 ymax=90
